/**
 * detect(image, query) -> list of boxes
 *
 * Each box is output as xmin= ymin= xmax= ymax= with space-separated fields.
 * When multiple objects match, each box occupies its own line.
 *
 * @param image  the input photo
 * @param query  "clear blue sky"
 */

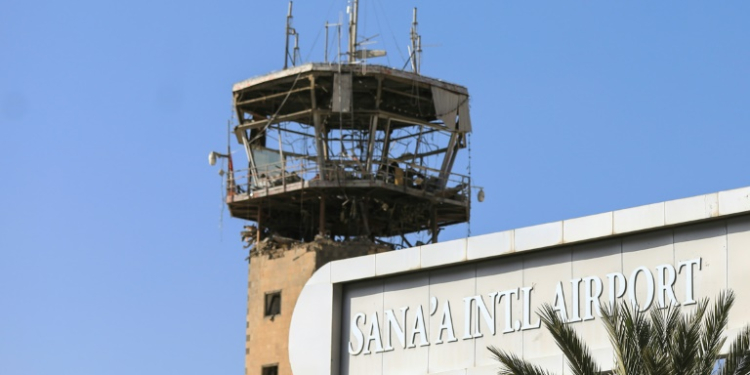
xmin=1 ymin=1 xmax=748 ymax=374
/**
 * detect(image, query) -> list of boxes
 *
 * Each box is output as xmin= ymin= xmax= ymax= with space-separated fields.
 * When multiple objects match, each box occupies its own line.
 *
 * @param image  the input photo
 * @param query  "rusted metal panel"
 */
xmin=331 ymin=73 xmax=352 ymax=113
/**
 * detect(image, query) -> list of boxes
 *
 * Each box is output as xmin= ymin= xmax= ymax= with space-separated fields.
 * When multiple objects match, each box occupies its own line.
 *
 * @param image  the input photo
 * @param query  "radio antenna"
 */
xmin=347 ymin=0 xmax=359 ymax=63
xmin=409 ymin=7 xmax=422 ymax=74
xmin=284 ymin=1 xmax=300 ymax=68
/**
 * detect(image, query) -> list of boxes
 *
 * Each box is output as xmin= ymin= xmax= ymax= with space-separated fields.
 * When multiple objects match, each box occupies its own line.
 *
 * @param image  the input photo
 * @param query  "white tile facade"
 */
xmin=614 ymin=202 xmax=665 ymax=234
xmin=375 ymin=247 xmax=420 ymax=276
xmin=421 ymin=239 xmax=468 ymax=269
xmin=289 ymin=185 xmax=750 ymax=375
xmin=563 ymin=212 xmax=613 ymax=243
xmin=665 ymin=193 xmax=718 ymax=225
xmin=515 ymin=221 xmax=563 ymax=251
xmin=381 ymin=274 xmax=431 ymax=375
xmin=473 ymin=257 xmax=524 ymax=367
xmin=727 ymin=217 xmax=750 ymax=331
xmin=719 ymin=186 xmax=750 ymax=216
xmin=332 ymin=255 xmax=376 ymax=283
xmin=466 ymin=230 xmax=514 ymax=261
xmin=428 ymin=266 xmax=477 ymax=373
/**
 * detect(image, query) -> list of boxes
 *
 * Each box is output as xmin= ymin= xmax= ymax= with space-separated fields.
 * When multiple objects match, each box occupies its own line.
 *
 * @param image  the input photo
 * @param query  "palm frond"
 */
xmin=492 ymin=290 xmax=745 ymax=375
xmin=667 ymin=298 xmax=707 ymax=374
xmin=696 ymin=291 xmax=734 ymax=374
xmin=645 ymin=304 xmax=682 ymax=375
xmin=718 ymin=325 xmax=750 ymax=375
xmin=648 ymin=302 xmax=680 ymax=355
xmin=537 ymin=304 xmax=601 ymax=375
xmin=488 ymin=346 xmax=556 ymax=375
xmin=601 ymin=302 xmax=645 ymax=375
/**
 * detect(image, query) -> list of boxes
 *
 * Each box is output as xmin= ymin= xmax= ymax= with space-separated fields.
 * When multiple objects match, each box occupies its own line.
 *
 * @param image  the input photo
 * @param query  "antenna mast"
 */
xmin=410 ymin=7 xmax=422 ymax=74
xmin=284 ymin=1 xmax=300 ymax=69
xmin=324 ymin=21 xmax=329 ymax=63
xmin=348 ymin=0 xmax=359 ymax=63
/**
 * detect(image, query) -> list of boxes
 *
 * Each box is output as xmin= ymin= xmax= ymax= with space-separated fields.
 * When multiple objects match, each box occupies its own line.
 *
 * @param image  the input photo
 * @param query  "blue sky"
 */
xmin=1 ymin=1 xmax=749 ymax=374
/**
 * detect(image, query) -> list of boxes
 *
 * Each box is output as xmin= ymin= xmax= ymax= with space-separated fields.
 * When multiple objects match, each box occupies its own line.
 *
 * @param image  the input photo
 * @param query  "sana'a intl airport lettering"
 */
xmin=348 ymin=258 xmax=702 ymax=356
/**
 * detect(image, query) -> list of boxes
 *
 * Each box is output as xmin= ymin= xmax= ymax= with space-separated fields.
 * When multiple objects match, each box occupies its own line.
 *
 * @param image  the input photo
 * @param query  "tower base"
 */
xmin=245 ymin=238 xmax=391 ymax=375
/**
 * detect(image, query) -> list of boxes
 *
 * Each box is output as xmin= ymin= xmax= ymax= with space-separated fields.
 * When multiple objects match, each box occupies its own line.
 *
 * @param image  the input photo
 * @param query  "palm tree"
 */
xmin=489 ymin=290 xmax=750 ymax=375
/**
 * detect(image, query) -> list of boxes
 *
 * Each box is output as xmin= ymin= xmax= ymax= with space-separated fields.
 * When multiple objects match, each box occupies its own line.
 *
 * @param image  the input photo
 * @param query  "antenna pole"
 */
xmin=410 ymin=7 xmax=419 ymax=74
xmin=293 ymin=33 xmax=300 ymax=65
xmin=324 ymin=22 xmax=329 ymax=63
xmin=284 ymin=2 xmax=293 ymax=69
xmin=417 ymin=35 xmax=422 ymax=73
xmin=338 ymin=13 xmax=342 ymax=68
xmin=348 ymin=0 xmax=359 ymax=62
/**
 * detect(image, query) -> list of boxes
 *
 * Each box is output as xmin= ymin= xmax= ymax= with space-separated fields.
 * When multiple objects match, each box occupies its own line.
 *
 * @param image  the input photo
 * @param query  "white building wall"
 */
xmin=289 ymin=186 xmax=750 ymax=375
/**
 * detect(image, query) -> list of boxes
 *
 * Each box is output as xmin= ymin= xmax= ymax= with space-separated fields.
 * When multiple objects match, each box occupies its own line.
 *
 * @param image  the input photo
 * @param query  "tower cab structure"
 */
xmin=228 ymin=62 xmax=472 ymax=243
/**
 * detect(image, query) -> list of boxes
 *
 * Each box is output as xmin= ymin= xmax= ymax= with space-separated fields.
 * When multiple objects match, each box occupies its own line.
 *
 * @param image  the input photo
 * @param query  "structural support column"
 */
xmin=319 ymin=196 xmax=326 ymax=237
xmin=431 ymin=205 xmax=438 ymax=244
xmin=359 ymin=200 xmax=371 ymax=237
xmin=365 ymin=115 xmax=378 ymax=173
xmin=241 ymin=131 xmax=259 ymax=186
xmin=380 ymin=118 xmax=392 ymax=171
xmin=366 ymin=77 xmax=383 ymax=173
xmin=438 ymin=132 xmax=459 ymax=189
xmin=310 ymin=74 xmax=328 ymax=181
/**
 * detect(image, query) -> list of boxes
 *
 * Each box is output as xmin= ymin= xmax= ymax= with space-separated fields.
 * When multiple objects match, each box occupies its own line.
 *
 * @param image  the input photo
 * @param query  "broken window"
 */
xmin=264 ymin=291 xmax=281 ymax=317
xmin=261 ymin=364 xmax=278 ymax=375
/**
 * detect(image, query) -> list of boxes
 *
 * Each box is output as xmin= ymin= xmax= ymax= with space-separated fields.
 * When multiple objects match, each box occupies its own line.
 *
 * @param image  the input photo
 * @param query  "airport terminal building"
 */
xmin=287 ymin=186 xmax=750 ymax=375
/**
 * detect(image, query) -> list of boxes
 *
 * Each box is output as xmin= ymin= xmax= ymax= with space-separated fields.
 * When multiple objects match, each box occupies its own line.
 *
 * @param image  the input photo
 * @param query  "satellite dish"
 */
xmin=477 ymin=188 xmax=485 ymax=202
xmin=209 ymin=151 xmax=218 ymax=166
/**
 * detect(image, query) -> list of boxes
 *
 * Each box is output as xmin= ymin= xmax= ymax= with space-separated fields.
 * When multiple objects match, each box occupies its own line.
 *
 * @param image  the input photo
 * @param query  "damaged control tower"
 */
xmin=216 ymin=2 xmax=473 ymax=374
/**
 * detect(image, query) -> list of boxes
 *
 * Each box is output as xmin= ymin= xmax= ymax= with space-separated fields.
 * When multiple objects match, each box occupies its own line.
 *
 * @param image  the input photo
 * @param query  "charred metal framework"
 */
xmin=222 ymin=1 xmax=473 ymax=248
xmin=226 ymin=62 xmax=472 ymax=245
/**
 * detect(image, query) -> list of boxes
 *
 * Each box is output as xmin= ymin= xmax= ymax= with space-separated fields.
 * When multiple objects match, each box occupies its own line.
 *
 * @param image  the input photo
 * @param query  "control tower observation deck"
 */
xmin=226 ymin=62 xmax=472 ymax=244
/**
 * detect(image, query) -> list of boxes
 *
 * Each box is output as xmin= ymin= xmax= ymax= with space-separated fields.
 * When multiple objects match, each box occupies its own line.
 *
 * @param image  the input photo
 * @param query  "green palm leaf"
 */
xmin=490 ymin=290 xmax=750 ymax=375
xmin=488 ymin=346 xmax=556 ymax=375
xmin=718 ymin=325 xmax=750 ymax=375
xmin=696 ymin=291 xmax=734 ymax=374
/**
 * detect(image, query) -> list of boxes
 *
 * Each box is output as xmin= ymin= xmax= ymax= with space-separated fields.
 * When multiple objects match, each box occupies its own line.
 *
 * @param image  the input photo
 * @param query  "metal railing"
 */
xmin=227 ymin=157 xmax=470 ymax=202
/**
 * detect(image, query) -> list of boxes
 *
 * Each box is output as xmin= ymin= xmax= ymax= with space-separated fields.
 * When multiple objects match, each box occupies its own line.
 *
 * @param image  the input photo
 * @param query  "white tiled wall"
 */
xmin=335 ymin=219 xmax=750 ymax=375
xmin=292 ymin=186 xmax=750 ymax=375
